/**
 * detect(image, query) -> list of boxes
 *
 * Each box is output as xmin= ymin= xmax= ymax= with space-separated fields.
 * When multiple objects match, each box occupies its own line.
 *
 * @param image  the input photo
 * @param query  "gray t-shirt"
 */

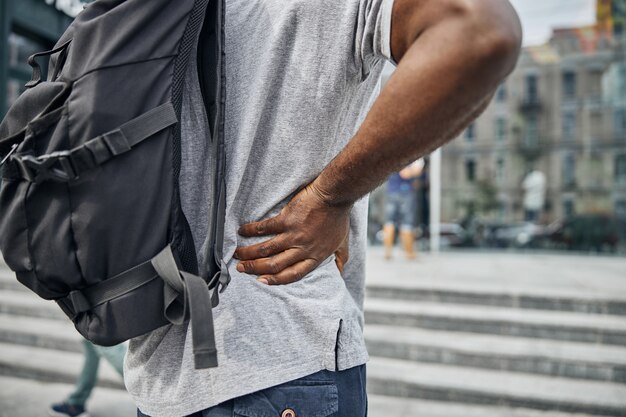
xmin=124 ymin=0 xmax=394 ymax=415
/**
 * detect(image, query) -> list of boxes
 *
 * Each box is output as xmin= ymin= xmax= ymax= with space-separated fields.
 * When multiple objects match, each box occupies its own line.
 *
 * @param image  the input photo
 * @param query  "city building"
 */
xmin=0 ymin=0 xmax=85 ymax=118
xmin=440 ymin=15 xmax=626 ymax=224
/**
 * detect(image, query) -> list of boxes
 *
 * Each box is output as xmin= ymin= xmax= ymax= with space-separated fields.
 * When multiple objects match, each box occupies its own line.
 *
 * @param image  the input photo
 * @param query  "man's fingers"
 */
xmin=236 ymin=249 xmax=302 ymax=276
xmin=334 ymin=234 xmax=350 ymax=275
xmin=257 ymin=259 xmax=318 ymax=285
xmin=238 ymin=215 xmax=284 ymax=237
xmin=234 ymin=236 xmax=287 ymax=260
xmin=335 ymin=252 xmax=347 ymax=274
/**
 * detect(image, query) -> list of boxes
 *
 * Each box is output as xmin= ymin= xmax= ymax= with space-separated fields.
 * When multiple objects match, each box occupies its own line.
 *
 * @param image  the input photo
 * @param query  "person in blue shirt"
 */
xmin=383 ymin=159 xmax=424 ymax=260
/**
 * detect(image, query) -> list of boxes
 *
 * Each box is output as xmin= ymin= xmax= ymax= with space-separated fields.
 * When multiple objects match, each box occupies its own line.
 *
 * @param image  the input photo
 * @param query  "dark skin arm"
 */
xmin=235 ymin=0 xmax=522 ymax=285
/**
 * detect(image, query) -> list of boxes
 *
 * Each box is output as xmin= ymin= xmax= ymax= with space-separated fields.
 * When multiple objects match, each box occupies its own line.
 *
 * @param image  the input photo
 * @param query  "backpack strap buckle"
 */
xmin=56 ymin=289 xmax=91 ymax=320
xmin=12 ymin=151 xmax=78 ymax=183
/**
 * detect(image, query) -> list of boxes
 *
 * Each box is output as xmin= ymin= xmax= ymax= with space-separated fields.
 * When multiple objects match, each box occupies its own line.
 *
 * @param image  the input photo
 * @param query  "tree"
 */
xmin=476 ymin=179 xmax=499 ymax=215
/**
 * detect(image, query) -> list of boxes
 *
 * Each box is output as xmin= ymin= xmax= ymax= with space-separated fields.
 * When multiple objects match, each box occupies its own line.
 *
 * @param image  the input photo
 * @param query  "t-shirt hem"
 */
xmin=134 ymin=355 xmax=368 ymax=417
xmin=338 ymin=349 xmax=370 ymax=372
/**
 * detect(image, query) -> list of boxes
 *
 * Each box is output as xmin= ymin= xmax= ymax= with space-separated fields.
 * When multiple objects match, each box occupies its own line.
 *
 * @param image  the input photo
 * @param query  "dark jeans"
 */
xmin=385 ymin=192 xmax=417 ymax=231
xmin=137 ymin=364 xmax=367 ymax=417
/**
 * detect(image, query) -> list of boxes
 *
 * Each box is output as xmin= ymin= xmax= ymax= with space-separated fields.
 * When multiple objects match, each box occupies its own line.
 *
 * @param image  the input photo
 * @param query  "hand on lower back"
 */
xmin=234 ymin=183 xmax=351 ymax=285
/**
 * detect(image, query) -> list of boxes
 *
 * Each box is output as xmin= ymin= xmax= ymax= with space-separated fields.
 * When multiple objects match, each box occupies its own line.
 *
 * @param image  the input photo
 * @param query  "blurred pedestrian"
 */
xmin=383 ymin=159 xmax=424 ymax=260
xmin=49 ymin=340 xmax=126 ymax=417
xmin=522 ymin=169 xmax=546 ymax=222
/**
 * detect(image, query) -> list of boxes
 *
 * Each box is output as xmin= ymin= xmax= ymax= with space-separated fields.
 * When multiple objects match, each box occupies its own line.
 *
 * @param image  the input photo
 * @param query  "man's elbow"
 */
xmin=462 ymin=0 xmax=523 ymax=78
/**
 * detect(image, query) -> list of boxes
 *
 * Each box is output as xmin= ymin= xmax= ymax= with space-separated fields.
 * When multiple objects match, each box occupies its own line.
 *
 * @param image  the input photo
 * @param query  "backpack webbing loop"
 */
xmin=56 ymin=260 xmax=159 ymax=320
xmin=8 ymin=102 xmax=178 ymax=183
xmin=151 ymin=245 xmax=218 ymax=368
xmin=25 ymin=39 xmax=72 ymax=89
xmin=56 ymin=244 xmax=219 ymax=369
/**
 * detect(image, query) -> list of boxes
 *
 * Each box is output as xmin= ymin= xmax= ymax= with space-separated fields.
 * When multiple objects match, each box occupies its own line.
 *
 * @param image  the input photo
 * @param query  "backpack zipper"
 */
xmin=197 ymin=0 xmax=226 ymax=282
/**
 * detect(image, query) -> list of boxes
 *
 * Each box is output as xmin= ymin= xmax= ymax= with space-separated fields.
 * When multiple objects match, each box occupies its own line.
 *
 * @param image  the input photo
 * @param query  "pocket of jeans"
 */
xmin=233 ymin=379 xmax=338 ymax=417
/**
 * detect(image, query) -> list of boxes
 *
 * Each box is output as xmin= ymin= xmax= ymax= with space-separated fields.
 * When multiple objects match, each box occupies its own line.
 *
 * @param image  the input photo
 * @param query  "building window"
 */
xmin=562 ymin=111 xmax=576 ymax=141
xmin=524 ymin=113 xmax=538 ymax=146
xmin=496 ymin=84 xmax=507 ymax=102
xmin=496 ymin=157 xmax=505 ymax=183
xmin=8 ymin=33 xmax=46 ymax=71
xmin=616 ymin=15 xmax=625 ymax=37
xmin=617 ymin=201 xmax=626 ymax=217
xmin=7 ymin=32 xmax=49 ymax=109
xmin=562 ymin=71 xmax=576 ymax=98
xmin=616 ymin=154 xmax=626 ymax=184
xmin=465 ymin=123 xmax=475 ymax=142
xmin=562 ymin=153 xmax=576 ymax=187
xmin=495 ymin=118 xmax=507 ymax=141
xmin=614 ymin=108 xmax=626 ymax=139
xmin=525 ymin=74 xmax=538 ymax=103
xmin=465 ymin=159 xmax=476 ymax=182
xmin=590 ymin=113 xmax=602 ymax=140
xmin=589 ymin=155 xmax=603 ymax=187
xmin=587 ymin=70 xmax=603 ymax=98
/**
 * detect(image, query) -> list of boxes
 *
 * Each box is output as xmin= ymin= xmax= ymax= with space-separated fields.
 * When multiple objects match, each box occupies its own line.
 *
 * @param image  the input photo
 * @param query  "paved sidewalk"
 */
xmin=1 ymin=248 xmax=625 ymax=417
xmin=0 ymin=376 xmax=612 ymax=417
xmin=366 ymin=246 xmax=626 ymax=300
xmin=0 ymin=376 xmax=135 ymax=417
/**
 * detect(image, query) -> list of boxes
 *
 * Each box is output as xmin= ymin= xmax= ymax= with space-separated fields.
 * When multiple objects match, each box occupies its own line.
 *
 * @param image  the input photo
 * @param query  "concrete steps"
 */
xmin=365 ymin=298 xmax=626 ymax=345
xmin=0 ymin=342 xmax=124 ymax=390
xmin=1 ymin=253 xmax=626 ymax=416
xmin=367 ymin=357 xmax=626 ymax=416
xmin=0 ymin=271 xmax=23 ymax=292
xmin=0 ymin=375 xmax=134 ymax=417
xmin=0 ymin=315 xmax=82 ymax=353
xmin=366 ymin=280 xmax=626 ymax=316
xmin=0 ymin=290 xmax=66 ymax=320
xmin=0 ymin=273 xmax=123 ymax=393
xmin=2 ymin=379 xmax=606 ymax=417
xmin=367 ymin=395 xmax=616 ymax=417
xmin=365 ymin=325 xmax=626 ymax=383
xmin=361 ymin=251 xmax=626 ymax=416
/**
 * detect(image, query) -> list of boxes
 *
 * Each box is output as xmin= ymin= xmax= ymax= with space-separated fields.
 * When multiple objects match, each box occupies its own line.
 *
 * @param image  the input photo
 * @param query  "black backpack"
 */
xmin=0 ymin=0 xmax=228 ymax=369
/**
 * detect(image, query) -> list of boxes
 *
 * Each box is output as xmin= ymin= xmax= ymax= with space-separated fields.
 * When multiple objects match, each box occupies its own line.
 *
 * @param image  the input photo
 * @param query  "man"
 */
xmin=126 ymin=0 xmax=521 ymax=416
xmin=383 ymin=159 xmax=424 ymax=260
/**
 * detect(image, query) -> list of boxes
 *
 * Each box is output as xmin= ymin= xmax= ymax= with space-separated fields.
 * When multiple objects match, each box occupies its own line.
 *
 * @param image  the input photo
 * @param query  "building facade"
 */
xmin=440 ymin=24 xmax=626 ymax=224
xmin=0 ymin=0 xmax=86 ymax=119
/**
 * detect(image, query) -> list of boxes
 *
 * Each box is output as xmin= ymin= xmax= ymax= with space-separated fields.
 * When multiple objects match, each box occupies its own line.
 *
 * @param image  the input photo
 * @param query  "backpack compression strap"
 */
xmin=56 ymin=245 xmax=219 ymax=369
xmin=7 ymin=102 xmax=177 ymax=183
xmin=152 ymin=245 xmax=219 ymax=369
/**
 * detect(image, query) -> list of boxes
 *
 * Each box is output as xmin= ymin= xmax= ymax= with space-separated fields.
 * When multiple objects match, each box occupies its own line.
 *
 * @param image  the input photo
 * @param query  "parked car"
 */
xmin=489 ymin=222 xmax=546 ymax=248
xmin=543 ymin=214 xmax=623 ymax=253
xmin=420 ymin=223 xmax=468 ymax=248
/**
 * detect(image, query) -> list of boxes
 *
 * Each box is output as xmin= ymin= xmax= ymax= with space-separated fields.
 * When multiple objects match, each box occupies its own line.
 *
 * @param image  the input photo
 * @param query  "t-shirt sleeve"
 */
xmin=354 ymin=0 xmax=395 ymax=78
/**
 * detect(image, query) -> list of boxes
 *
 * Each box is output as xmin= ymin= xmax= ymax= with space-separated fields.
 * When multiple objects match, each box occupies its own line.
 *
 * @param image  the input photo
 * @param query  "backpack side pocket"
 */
xmin=0 ymin=180 xmax=33 ymax=274
xmin=0 ymin=81 xmax=80 ymax=299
